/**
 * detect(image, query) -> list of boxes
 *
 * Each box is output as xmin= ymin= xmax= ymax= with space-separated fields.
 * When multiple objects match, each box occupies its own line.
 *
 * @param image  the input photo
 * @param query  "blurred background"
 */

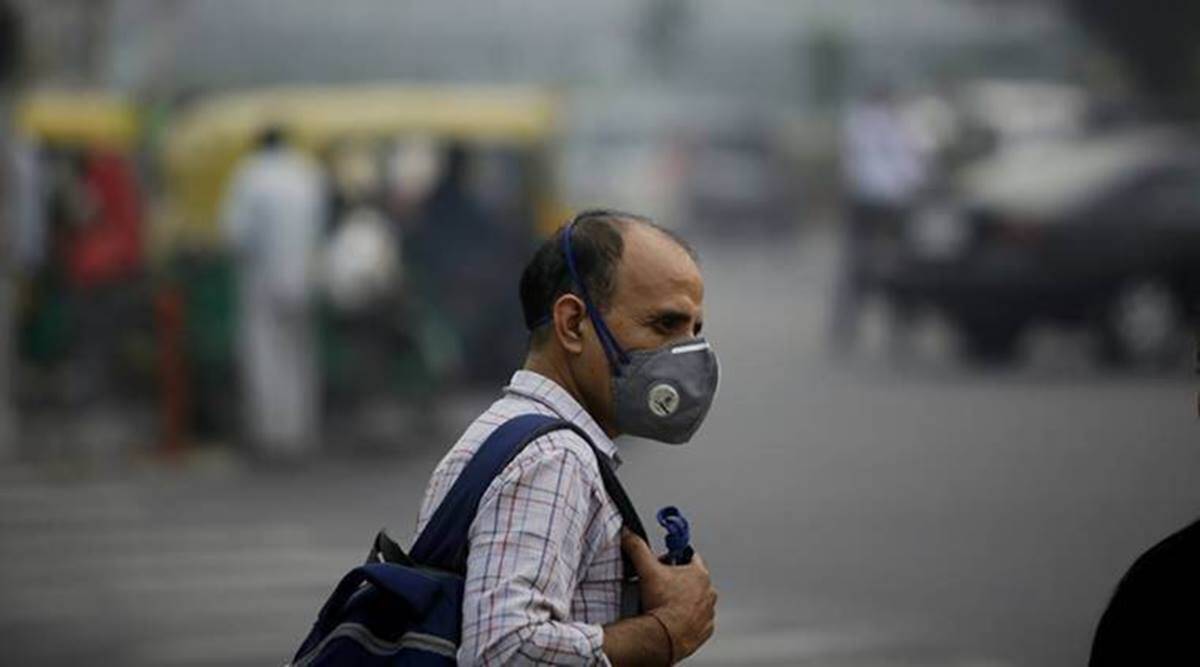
xmin=1 ymin=1 xmax=1199 ymax=665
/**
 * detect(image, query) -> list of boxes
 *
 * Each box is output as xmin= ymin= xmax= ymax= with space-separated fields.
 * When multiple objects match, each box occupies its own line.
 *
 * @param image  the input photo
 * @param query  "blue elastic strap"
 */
xmin=410 ymin=414 xmax=576 ymax=573
xmin=560 ymin=221 xmax=630 ymax=372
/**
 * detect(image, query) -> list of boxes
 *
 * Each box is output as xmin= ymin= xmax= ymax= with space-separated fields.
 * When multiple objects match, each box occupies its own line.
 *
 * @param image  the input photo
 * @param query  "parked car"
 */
xmin=881 ymin=128 xmax=1200 ymax=366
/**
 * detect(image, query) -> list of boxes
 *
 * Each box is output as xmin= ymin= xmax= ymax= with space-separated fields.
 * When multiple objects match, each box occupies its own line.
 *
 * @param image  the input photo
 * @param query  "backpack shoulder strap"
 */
xmin=410 ymin=413 xmax=645 ymax=574
xmin=588 ymin=438 xmax=647 ymax=542
xmin=410 ymin=413 xmax=562 ymax=571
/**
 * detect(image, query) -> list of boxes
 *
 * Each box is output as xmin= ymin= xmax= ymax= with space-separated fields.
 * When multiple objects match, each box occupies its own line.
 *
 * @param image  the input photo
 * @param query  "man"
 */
xmin=220 ymin=126 xmax=325 ymax=460
xmin=832 ymin=84 xmax=928 ymax=353
xmin=416 ymin=210 xmax=719 ymax=665
xmin=1088 ymin=334 xmax=1200 ymax=665
xmin=0 ymin=0 xmax=24 ymax=460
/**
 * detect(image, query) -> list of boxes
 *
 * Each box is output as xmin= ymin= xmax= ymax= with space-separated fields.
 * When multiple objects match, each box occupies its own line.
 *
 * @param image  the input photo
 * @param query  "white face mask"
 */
xmin=561 ymin=222 xmax=720 ymax=444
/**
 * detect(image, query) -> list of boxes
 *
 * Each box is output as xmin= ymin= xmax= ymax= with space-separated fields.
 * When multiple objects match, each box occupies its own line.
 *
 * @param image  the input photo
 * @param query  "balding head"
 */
xmin=519 ymin=210 xmax=704 ymax=436
xmin=520 ymin=210 xmax=696 ymax=348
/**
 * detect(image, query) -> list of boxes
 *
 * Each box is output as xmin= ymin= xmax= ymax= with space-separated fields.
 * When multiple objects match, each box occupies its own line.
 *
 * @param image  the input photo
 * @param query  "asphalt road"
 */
xmin=2 ymin=228 xmax=1199 ymax=666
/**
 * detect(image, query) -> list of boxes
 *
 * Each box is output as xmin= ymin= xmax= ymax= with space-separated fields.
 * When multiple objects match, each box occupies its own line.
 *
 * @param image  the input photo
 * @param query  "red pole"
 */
xmin=155 ymin=287 xmax=189 ymax=458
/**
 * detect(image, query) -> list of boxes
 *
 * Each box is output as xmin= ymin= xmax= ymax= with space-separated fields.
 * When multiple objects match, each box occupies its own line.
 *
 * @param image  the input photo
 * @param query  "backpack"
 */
xmin=289 ymin=413 xmax=646 ymax=666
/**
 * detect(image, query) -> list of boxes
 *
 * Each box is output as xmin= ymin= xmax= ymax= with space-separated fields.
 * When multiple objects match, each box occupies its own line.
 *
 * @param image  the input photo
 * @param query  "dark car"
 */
xmin=881 ymin=129 xmax=1200 ymax=366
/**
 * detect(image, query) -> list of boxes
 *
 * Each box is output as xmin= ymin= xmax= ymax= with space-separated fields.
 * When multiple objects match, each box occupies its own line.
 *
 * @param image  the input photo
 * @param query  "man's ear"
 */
xmin=553 ymin=294 xmax=587 ymax=355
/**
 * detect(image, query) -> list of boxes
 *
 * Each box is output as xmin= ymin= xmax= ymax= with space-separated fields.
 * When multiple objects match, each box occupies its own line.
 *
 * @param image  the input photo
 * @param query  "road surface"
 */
xmin=2 ymin=228 xmax=1198 ymax=666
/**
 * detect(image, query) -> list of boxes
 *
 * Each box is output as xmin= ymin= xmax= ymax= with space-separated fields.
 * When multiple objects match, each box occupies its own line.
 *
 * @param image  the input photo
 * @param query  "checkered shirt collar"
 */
xmin=504 ymin=370 xmax=621 ymax=466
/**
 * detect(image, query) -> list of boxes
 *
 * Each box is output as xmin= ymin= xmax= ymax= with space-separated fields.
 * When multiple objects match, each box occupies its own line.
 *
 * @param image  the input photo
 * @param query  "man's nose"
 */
xmin=668 ymin=330 xmax=699 ymax=346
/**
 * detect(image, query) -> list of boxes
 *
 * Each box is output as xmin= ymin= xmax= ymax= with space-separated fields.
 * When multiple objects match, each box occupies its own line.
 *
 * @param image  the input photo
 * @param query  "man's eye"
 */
xmin=653 ymin=318 xmax=682 ymax=334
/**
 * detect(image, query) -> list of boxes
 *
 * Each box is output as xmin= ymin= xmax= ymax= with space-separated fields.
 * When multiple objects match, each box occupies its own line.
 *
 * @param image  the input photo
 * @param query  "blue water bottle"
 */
xmin=656 ymin=506 xmax=694 ymax=565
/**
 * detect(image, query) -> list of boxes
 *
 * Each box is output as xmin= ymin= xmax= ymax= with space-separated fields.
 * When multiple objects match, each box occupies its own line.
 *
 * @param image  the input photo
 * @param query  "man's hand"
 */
xmin=622 ymin=530 xmax=717 ymax=661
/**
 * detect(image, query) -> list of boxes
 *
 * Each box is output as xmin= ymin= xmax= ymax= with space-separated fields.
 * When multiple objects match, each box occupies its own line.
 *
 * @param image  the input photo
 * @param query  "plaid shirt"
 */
xmin=416 ymin=370 xmax=627 ymax=666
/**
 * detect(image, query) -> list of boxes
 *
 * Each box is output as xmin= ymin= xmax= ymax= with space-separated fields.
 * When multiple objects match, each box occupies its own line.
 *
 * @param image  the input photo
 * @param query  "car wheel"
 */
xmin=959 ymin=319 xmax=1023 ymax=366
xmin=1095 ymin=277 xmax=1184 ymax=368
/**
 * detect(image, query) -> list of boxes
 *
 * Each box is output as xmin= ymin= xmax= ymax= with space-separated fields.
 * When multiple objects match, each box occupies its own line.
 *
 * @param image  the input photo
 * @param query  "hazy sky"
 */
xmin=103 ymin=0 xmax=1071 ymax=97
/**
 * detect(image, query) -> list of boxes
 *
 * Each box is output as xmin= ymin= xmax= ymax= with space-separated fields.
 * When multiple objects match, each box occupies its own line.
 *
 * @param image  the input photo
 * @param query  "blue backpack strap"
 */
xmin=410 ymin=413 xmax=567 ymax=572
xmin=410 ymin=413 xmax=647 ymax=575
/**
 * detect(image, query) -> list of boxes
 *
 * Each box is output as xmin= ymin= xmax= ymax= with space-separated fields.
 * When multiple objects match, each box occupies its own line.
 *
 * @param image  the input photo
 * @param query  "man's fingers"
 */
xmin=690 ymin=552 xmax=710 ymax=575
xmin=620 ymin=529 xmax=659 ymax=573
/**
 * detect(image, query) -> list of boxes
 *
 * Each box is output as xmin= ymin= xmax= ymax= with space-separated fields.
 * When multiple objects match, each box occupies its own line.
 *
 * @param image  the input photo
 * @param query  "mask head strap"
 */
xmin=561 ymin=219 xmax=630 ymax=372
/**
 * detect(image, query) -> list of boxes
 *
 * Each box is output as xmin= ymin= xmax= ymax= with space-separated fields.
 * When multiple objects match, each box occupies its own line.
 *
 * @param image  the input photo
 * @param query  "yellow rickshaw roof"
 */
xmin=16 ymin=90 xmax=139 ymax=149
xmin=166 ymin=84 xmax=559 ymax=163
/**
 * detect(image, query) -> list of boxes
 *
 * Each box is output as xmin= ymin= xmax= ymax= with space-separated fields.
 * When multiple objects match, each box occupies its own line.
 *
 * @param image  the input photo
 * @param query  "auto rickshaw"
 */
xmin=17 ymin=89 xmax=140 ymax=149
xmin=158 ymin=84 xmax=568 ymax=446
xmin=13 ymin=90 xmax=146 ymax=364
xmin=10 ymin=90 xmax=168 ymax=452
xmin=161 ymin=84 xmax=565 ymax=245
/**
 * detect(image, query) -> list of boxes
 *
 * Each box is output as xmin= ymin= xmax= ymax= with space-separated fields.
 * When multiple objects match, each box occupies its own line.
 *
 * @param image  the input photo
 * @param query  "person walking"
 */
xmin=220 ymin=126 xmax=325 ymax=461
xmin=416 ymin=210 xmax=720 ymax=665
xmin=0 ymin=0 xmax=25 ymax=460
xmin=832 ymin=84 xmax=928 ymax=354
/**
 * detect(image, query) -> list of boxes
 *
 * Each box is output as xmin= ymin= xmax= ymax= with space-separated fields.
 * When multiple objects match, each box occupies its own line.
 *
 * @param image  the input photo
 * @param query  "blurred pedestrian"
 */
xmin=320 ymin=142 xmax=404 ymax=410
xmin=0 ymin=0 xmax=24 ymax=459
xmin=322 ymin=140 xmax=400 ymax=314
xmin=220 ymin=126 xmax=325 ymax=461
xmin=831 ymin=84 xmax=928 ymax=354
xmin=415 ymin=210 xmax=720 ymax=664
xmin=1088 ymin=333 xmax=1200 ymax=665
xmin=406 ymin=143 xmax=508 ymax=383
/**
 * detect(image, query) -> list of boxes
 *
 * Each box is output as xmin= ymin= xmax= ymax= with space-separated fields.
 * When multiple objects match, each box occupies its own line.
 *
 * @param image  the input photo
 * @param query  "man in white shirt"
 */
xmin=220 ymin=126 xmax=325 ymax=460
xmin=832 ymin=85 xmax=929 ymax=353
xmin=0 ymin=0 xmax=24 ymax=460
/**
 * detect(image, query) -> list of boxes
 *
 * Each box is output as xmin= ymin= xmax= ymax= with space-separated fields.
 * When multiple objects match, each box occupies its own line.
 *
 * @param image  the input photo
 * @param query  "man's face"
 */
xmin=574 ymin=224 xmax=705 ymax=436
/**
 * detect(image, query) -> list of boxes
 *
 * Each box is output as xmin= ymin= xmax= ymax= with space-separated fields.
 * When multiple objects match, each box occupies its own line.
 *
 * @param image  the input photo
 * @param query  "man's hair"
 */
xmin=256 ymin=124 xmax=288 ymax=151
xmin=519 ymin=209 xmax=696 ymax=348
xmin=0 ymin=1 xmax=24 ymax=86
